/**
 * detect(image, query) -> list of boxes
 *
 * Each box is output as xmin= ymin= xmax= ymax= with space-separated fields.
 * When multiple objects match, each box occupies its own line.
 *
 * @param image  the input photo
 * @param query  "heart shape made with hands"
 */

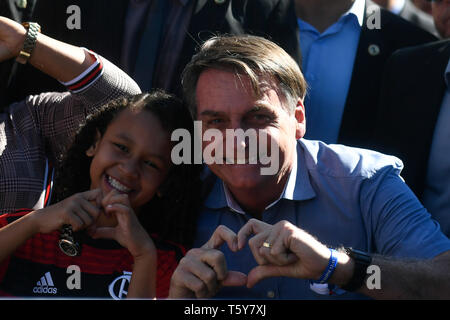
xmin=200 ymin=220 xmax=299 ymax=289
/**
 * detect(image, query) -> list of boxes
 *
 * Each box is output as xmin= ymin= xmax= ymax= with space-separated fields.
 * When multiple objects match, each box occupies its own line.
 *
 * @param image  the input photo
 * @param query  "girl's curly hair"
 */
xmin=52 ymin=91 xmax=202 ymax=247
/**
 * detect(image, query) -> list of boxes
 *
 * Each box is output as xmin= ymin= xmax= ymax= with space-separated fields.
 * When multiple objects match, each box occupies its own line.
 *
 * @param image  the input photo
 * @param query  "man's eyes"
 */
xmin=251 ymin=114 xmax=272 ymax=121
xmin=208 ymin=118 xmax=224 ymax=125
xmin=203 ymin=113 xmax=275 ymax=127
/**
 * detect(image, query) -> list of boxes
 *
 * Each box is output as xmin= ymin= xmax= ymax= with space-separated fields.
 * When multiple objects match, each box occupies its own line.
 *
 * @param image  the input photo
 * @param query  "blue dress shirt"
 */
xmin=422 ymin=57 xmax=450 ymax=237
xmin=298 ymin=0 xmax=364 ymax=144
xmin=194 ymin=139 xmax=450 ymax=299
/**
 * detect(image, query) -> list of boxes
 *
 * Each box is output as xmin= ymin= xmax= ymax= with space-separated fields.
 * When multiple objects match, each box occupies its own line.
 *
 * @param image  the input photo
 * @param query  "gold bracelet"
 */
xmin=16 ymin=22 xmax=41 ymax=64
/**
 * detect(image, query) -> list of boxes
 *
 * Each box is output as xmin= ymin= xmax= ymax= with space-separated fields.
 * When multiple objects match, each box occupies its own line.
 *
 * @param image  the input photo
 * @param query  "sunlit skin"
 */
xmin=196 ymin=68 xmax=306 ymax=216
xmin=86 ymin=109 xmax=172 ymax=227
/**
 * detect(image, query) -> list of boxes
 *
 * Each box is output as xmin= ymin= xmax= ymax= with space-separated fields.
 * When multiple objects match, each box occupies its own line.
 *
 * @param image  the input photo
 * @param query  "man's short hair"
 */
xmin=182 ymin=35 xmax=307 ymax=118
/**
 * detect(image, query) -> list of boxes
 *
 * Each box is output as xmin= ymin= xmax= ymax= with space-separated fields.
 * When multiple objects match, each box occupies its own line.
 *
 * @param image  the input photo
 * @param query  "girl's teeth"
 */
xmin=108 ymin=176 xmax=131 ymax=193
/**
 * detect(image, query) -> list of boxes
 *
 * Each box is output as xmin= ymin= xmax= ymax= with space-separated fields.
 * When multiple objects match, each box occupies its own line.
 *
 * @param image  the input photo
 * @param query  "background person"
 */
xmin=371 ymin=40 xmax=450 ymax=237
xmin=429 ymin=0 xmax=450 ymax=38
xmin=294 ymin=0 xmax=436 ymax=148
xmin=0 ymin=0 xmax=301 ymax=108
xmin=370 ymin=0 xmax=450 ymax=236
xmin=372 ymin=0 xmax=438 ymax=35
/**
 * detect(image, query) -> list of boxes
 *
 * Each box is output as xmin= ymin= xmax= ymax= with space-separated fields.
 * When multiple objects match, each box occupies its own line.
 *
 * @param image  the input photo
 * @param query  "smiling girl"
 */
xmin=0 ymin=91 xmax=202 ymax=299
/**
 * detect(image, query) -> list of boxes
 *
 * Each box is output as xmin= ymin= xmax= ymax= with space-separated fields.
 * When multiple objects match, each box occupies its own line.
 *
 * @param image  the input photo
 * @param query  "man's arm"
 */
xmin=240 ymin=219 xmax=450 ymax=299
xmin=358 ymin=252 xmax=450 ymax=299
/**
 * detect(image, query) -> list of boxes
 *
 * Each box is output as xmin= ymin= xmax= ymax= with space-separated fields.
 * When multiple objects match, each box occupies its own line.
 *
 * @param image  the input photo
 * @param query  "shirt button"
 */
xmin=267 ymin=290 xmax=275 ymax=298
xmin=368 ymin=44 xmax=381 ymax=56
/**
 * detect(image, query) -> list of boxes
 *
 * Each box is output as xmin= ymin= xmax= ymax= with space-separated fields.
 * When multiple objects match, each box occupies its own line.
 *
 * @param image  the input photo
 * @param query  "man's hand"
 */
xmin=169 ymin=225 xmax=247 ymax=298
xmin=237 ymin=219 xmax=337 ymax=288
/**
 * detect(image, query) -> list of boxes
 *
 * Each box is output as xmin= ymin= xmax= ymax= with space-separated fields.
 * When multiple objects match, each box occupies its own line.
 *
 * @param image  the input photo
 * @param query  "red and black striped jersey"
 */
xmin=0 ymin=209 xmax=186 ymax=299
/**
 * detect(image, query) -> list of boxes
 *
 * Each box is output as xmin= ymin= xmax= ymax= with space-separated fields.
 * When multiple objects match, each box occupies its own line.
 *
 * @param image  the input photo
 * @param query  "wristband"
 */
xmin=312 ymin=248 xmax=338 ymax=284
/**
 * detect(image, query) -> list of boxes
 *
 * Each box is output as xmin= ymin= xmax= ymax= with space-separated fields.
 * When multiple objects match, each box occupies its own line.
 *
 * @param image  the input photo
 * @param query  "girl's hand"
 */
xmin=91 ymin=189 xmax=156 ymax=259
xmin=0 ymin=16 xmax=27 ymax=62
xmin=33 ymin=189 xmax=103 ymax=234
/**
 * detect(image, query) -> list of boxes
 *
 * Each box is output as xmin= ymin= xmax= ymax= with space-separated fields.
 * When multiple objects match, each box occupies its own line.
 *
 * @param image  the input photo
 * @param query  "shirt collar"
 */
xmin=204 ymin=141 xmax=316 ymax=214
xmin=345 ymin=0 xmax=365 ymax=27
xmin=297 ymin=0 xmax=364 ymax=32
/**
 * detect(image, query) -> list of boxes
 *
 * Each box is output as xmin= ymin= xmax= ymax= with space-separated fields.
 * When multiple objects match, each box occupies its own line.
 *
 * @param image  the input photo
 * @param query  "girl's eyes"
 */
xmin=114 ymin=142 xmax=160 ymax=171
xmin=144 ymin=160 xmax=159 ymax=170
xmin=114 ymin=143 xmax=129 ymax=153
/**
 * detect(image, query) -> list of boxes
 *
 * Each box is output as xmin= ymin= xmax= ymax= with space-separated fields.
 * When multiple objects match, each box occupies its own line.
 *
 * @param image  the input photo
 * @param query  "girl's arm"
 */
xmin=1 ymin=15 xmax=141 ymax=164
xmin=0 ymin=16 xmax=94 ymax=81
xmin=127 ymin=247 xmax=157 ymax=299
xmin=0 ymin=189 xmax=102 ymax=263
xmin=0 ymin=210 xmax=41 ymax=263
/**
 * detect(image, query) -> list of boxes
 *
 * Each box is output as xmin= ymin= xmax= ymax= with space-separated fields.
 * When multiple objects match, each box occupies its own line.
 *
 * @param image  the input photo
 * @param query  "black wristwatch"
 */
xmin=341 ymin=247 xmax=372 ymax=292
xmin=58 ymin=224 xmax=81 ymax=257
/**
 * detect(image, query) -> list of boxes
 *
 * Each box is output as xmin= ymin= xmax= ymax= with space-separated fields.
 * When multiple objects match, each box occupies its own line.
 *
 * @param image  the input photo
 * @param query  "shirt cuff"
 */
xmin=59 ymin=48 xmax=104 ymax=93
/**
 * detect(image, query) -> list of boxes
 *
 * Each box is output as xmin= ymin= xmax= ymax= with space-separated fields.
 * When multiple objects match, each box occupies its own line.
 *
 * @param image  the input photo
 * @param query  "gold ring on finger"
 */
xmin=263 ymin=241 xmax=272 ymax=248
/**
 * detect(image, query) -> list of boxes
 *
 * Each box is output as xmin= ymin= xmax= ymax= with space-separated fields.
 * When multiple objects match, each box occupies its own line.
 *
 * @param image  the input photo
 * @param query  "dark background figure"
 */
xmin=429 ymin=0 xmax=450 ymax=38
xmin=0 ymin=0 xmax=301 ymax=110
xmin=413 ymin=0 xmax=433 ymax=13
xmin=0 ymin=0 xmax=37 ymax=109
xmin=295 ymin=0 xmax=437 ymax=148
xmin=371 ymin=39 xmax=450 ymax=236
xmin=372 ymin=0 xmax=439 ymax=36
xmin=371 ymin=0 xmax=450 ymax=236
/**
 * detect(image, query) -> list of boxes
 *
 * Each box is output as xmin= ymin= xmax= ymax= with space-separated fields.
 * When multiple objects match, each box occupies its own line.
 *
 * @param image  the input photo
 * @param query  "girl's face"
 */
xmin=86 ymin=109 xmax=172 ymax=211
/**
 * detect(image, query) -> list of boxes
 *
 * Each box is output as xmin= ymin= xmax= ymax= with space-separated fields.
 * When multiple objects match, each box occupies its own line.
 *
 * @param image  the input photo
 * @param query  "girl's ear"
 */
xmin=85 ymin=130 xmax=102 ymax=157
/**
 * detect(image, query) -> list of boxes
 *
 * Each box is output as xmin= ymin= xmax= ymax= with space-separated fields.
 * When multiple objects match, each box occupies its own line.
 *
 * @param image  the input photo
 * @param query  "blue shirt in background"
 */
xmin=194 ymin=139 xmax=450 ymax=299
xmin=298 ymin=0 xmax=364 ymax=144
xmin=422 ymin=57 xmax=450 ymax=237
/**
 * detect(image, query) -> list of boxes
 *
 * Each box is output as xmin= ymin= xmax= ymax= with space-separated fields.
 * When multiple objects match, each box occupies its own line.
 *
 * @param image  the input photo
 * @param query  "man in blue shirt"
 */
xmin=168 ymin=35 xmax=450 ymax=299
xmin=295 ymin=0 xmax=436 ymax=147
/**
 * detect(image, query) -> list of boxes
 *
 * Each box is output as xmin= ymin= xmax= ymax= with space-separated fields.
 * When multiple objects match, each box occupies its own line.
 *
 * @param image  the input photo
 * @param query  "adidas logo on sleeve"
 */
xmin=32 ymin=272 xmax=58 ymax=294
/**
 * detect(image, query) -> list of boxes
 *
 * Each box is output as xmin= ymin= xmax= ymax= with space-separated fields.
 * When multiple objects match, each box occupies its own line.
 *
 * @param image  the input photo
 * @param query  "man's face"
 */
xmin=195 ymin=68 xmax=305 ymax=193
xmin=432 ymin=0 xmax=450 ymax=38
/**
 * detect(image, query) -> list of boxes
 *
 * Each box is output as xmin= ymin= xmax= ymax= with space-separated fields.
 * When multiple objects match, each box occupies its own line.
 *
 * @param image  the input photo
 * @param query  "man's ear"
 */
xmin=85 ymin=130 xmax=101 ymax=157
xmin=294 ymin=99 xmax=306 ymax=140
